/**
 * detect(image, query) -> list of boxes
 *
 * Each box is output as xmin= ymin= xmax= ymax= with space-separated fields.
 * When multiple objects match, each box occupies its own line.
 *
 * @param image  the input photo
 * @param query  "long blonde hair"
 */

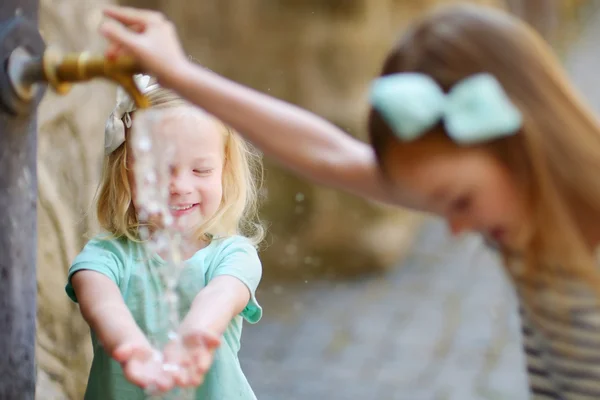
xmin=368 ymin=4 xmax=600 ymax=293
xmin=96 ymin=82 xmax=265 ymax=245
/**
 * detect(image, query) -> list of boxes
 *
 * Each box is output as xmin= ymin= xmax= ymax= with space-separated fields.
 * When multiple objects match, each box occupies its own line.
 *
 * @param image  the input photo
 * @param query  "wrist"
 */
xmin=176 ymin=321 xmax=202 ymax=339
xmin=157 ymin=57 xmax=196 ymax=89
xmin=176 ymin=325 xmax=222 ymax=350
xmin=109 ymin=330 xmax=151 ymax=356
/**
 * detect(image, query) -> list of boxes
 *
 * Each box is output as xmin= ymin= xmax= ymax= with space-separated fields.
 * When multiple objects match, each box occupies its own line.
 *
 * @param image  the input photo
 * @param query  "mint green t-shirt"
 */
xmin=65 ymin=234 xmax=262 ymax=400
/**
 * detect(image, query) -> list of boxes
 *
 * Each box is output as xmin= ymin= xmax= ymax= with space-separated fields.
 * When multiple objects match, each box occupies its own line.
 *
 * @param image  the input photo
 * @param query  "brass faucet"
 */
xmin=7 ymin=47 xmax=150 ymax=110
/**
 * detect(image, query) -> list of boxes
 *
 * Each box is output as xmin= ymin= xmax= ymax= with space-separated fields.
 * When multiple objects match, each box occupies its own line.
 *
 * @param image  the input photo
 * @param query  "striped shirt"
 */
xmin=519 ymin=281 xmax=600 ymax=399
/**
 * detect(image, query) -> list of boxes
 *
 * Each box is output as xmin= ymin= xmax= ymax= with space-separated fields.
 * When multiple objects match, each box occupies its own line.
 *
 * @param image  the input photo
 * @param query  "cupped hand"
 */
xmin=113 ymin=341 xmax=174 ymax=394
xmin=161 ymin=330 xmax=221 ymax=388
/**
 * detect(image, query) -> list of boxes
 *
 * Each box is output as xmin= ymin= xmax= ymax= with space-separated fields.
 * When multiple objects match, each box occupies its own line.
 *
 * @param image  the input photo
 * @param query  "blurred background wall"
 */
xmin=34 ymin=0 xmax=595 ymax=398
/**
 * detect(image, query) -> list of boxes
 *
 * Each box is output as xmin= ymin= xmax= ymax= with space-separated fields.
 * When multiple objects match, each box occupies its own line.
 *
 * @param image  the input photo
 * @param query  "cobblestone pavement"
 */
xmin=239 ymin=219 xmax=529 ymax=400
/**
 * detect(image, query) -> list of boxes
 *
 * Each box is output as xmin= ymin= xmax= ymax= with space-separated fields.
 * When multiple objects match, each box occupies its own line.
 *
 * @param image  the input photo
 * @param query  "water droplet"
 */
xmin=295 ymin=193 xmax=305 ymax=202
xmin=285 ymin=243 xmax=297 ymax=255
xmin=165 ymin=292 xmax=177 ymax=303
xmin=137 ymin=136 xmax=152 ymax=151
xmin=139 ymin=226 xmax=150 ymax=240
xmin=147 ymin=202 xmax=160 ymax=213
xmin=145 ymin=171 xmax=157 ymax=184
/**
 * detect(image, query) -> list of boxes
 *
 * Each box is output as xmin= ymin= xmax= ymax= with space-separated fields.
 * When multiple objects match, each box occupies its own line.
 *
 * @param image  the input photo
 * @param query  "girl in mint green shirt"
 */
xmin=66 ymin=77 xmax=265 ymax=399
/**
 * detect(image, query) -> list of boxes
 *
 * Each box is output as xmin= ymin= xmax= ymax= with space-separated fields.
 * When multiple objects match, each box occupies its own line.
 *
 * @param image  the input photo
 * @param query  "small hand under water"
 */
xmin=113 ymin=342 xmax=171 ymax=392
xmin=113 ymin=330 xmax=221 ymax=394
xmin=162 ymin=331 xmax=220 ymax=388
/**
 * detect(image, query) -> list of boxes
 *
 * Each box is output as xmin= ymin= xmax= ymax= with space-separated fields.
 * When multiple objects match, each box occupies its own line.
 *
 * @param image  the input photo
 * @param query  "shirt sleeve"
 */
xmin=65 ymin=235 xmax=128 ymax=303
xmin=208 ymin=236 xmax=263 ymax=324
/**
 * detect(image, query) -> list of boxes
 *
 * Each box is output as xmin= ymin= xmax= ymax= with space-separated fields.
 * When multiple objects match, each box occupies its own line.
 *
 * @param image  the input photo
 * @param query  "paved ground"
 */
xmin=239 ymin=218 xmax=529 ymax=400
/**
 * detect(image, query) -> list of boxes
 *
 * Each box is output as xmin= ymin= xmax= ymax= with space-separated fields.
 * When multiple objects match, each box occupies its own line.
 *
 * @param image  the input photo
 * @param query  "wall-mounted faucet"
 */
xmin=3 ymin=46 xmax=150 ymax=114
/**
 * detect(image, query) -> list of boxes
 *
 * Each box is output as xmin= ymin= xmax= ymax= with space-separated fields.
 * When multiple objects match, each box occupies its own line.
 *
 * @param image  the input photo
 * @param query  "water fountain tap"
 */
xmin=3 ymin=46 xmax=150 ymax=114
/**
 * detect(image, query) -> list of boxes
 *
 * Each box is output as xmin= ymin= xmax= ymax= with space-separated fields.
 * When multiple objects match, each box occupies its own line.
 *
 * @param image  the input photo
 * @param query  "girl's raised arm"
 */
xmin=100 ymin=6 xmax=405 ymax=206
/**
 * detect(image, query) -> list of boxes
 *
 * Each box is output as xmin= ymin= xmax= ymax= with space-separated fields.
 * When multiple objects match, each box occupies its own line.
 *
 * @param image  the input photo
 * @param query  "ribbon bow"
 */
xmin=104 ymin=74 xmax=160 ymax=155
xmin=369 ymin=73 xmax=522 ymax=145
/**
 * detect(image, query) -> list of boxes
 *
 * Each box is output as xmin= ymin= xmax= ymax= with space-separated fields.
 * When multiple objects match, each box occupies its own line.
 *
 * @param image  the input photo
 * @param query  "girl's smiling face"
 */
xmin=129 ymin=106 xmax=225 ymax=235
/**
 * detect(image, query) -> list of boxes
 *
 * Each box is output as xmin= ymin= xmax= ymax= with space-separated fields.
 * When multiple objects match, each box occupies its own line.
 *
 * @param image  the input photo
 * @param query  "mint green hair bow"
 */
xmin=369 ymin=73 xmax=523 ymax=144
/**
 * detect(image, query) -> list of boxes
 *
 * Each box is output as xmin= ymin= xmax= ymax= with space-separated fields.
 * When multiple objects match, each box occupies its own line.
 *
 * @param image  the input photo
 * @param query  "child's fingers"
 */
xmin=190 ymin=348 xmax=213 ymax=376
xmin=129 ymin=22 xmax=146 ymax=33
xmin=180 ymin=354 xmax=205 ymax=388
xmin=171 ymin=365 xmax=191 ymax=387
xmin=99 ymin=20 xmax=140 ymax=50
xmin=189 ymin=372 xmax=205 ymax=388
xmin=153 ymin=370 xmax=175 ymax=393
xmin=103 ymin=5 xmax=165 ymax=27
xmin=103 ymin=20 xmax=146 ymax=60
xmin=124 ymin=360 xmax=153 ymax=388
xmin=105 ymin=43 xmax=124 ymax=60
xmin=186 ymin=365 xmax=205 ymax=388
xmin=183 ymin=330 xmax=221 ymax=349
xmin=106 ymin=49 xmax=131 ymax=62
xmin=198 ymin=351 xmax=214 ymax=374
xmin=112 ymin=343 xmax=135 ymax=362
xmin=203 ymin=331 xmax=221 ymax=348
xmin=114 ymin=343 xmax=155 ymax=365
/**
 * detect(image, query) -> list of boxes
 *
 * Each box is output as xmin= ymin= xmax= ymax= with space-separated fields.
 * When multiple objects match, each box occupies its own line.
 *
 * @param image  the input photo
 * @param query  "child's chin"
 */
xmin=173 ymin=217 xmax=200 ymax=233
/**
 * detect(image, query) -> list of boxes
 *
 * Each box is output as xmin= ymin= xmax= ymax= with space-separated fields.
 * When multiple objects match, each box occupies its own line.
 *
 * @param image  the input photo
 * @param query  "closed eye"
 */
xmin=193 ymin=168 xmax=213 ymax=175
xmin=451 ymin=195 xmax=472 ymax=214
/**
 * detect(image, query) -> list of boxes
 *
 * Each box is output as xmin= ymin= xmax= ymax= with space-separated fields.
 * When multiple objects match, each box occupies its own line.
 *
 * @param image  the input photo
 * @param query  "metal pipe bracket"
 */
xmin=0 ymin=16 xmax=45 ymax=115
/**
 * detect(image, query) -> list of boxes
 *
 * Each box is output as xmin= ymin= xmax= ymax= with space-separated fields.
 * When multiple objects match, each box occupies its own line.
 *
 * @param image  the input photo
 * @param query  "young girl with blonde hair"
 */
xmin=66 ymin=75 xmax=264 ymax=399
xmin=101 ymin=3 xmax=600 ymax=398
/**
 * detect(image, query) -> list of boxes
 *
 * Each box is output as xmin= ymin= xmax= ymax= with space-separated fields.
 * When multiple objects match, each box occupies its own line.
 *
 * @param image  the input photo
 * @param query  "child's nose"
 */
xmin=169 ymin=171 xmax=193 ymax=194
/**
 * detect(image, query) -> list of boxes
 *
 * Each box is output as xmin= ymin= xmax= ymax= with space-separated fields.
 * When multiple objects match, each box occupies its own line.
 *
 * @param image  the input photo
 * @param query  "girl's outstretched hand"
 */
xmin=112 ymin=331 xmax=220 ymax=393
xmin=162 ymin=330 xmax=221 ymax=388
xmin=99 ymin=6 xmax=189 ymax=82
xmin=113 ymin=341 xmax=175 ymax=394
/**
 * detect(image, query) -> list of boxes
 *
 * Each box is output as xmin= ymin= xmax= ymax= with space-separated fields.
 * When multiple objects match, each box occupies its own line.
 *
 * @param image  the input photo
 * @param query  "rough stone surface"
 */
xmin=36 ymin=1 xmax=115 ymax=398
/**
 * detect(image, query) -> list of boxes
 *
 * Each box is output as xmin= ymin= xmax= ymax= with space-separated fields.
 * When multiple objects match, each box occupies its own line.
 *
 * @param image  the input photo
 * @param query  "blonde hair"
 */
xmin=96 ymin=81 xmax=265 ymax=245
xmin=368 ymin=4 xmax=600 ymax=294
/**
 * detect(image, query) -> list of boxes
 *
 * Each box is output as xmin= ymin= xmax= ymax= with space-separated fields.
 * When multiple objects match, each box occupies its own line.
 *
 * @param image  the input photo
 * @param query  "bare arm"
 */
xmin=177 ymin=275 xmax=250 ymax=338
xmin=161 ymin=62 xmax=398 ymax=205
xmin=101 ymin=6 xmax=405 ymax=206
xmin=71 ymin=270 xmax=150 ymax=356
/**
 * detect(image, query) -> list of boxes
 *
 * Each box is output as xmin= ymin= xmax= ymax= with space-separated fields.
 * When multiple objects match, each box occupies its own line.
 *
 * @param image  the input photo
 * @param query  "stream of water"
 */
xmin=131 ymin=109 xmax=194 ymax=400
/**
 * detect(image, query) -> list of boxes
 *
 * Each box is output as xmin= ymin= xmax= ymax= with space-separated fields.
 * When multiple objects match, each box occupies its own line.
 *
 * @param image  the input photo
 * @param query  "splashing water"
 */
xmin=131 ymin=109 xmax=195 ymax=400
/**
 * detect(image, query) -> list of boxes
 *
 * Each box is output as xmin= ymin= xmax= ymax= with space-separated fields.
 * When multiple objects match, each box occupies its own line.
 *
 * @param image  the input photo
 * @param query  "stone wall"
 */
xmin=36 ymin=1 xmax=115 ymax=398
